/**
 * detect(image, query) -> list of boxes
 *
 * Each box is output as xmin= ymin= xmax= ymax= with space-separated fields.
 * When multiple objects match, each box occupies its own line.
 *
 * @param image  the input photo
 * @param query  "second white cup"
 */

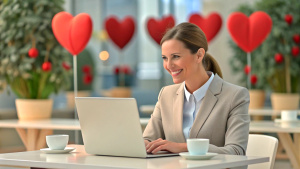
xmin=46 ymin=135 xmax=69 ymax=150
xmin=281 ymin=110 xmax=298 ymax=121
xmin=187 ymin=138 xmax=209 ymax=155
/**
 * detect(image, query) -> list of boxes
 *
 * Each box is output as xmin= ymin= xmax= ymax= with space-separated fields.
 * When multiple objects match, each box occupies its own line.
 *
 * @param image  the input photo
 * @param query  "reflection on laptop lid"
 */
xmin=75 ymin=97 xmax=178 ymax=158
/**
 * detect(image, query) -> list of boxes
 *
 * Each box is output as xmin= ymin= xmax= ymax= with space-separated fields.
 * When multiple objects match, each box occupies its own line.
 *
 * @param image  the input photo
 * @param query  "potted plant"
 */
xmin=255 ymin=0 xmax=300 ymax=110
xmin=0 ymin=0 xmax=72 ymax=120
xmin=229 ymin=5 xmax=268 ymax=110
xmin=229 ymin=0 xmax=300 ymax=111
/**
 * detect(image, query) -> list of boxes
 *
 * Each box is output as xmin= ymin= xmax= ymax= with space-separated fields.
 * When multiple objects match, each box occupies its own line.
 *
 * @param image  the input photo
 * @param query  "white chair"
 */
xmin=246 ymin=134 xmax=278 ymax=169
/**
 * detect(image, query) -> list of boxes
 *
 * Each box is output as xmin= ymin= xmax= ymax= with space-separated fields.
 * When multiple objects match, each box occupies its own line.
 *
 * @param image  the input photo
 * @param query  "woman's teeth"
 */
xmin=171 ymin=70 xmax=182 ymax=75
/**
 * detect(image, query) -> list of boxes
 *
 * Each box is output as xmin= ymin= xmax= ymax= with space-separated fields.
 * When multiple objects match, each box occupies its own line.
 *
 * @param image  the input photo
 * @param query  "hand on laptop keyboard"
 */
xmin=145 ymin=138 xmax=188 ymax=154
xmin=147 ymin=150 xmax=171 ymax=155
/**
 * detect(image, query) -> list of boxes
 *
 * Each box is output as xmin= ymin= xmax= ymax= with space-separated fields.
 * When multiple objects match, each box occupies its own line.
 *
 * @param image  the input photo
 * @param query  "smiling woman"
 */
xmin=161 ymin=23 xmax=222 ymax=93
xmin=161 ymin=39 xmax=207 ymax=89
xmin=143 ymin=23 xmax=250 ymax=162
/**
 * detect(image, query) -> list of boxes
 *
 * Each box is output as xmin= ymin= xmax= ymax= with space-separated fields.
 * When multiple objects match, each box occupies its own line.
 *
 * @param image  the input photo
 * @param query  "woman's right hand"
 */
xmin=145 ymin=138 xmax=187 ymax=154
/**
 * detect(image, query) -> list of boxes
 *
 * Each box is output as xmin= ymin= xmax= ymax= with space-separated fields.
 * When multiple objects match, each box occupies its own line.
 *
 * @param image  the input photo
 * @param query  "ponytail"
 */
xmin=203 ymin=53 xmax=223 ymax=78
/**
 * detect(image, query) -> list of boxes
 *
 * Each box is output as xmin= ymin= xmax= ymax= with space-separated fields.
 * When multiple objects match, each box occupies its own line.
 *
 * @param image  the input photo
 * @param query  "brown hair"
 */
xmin=203 ymin=53 xmax=223 ymax=78
xmin=160 ymin=22 xmax=222 ymax=78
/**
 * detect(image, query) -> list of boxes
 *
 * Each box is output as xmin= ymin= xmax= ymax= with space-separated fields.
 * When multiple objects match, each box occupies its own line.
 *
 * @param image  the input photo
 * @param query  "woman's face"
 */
xmin=161 ymin=39 xmax=203 ymax=84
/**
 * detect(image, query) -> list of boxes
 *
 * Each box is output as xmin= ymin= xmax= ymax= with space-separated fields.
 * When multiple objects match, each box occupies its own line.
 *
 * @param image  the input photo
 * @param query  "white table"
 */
xmin=249 ymin=109 xmax=280 ymax=116
xmin=250 ymin=121 xmax=300 ymax=169
xmin=140 ymin=106 xmax=300 ymax=116
xmin=1 ymin=118 xmax=298 ymax=168
xmin=0 ymin=144 xmax=268 ymax=169
xmin=140 ymin=106 xmax=299 ymax=123
xmin=139 ymin=105 xmax=156 ymax=114
xmin=0 ymin=118 xmax=149 ymax=151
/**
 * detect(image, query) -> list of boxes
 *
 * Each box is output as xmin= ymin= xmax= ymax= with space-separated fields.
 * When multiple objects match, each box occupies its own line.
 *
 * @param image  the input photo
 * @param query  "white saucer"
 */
xmin=274 ymin=119 xmax=300 ymax=123
xmin=40 ymin=147 xmax=76 ymax=154
xmin=179 ymin=152 xmax=218 ymax=160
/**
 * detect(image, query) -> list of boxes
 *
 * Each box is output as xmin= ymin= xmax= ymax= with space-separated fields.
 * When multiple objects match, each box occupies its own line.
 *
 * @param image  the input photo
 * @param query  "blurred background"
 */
xmin=0 ymin=1 xmax=299 ymax=168
xmin=1 ymin=0 xmax=262 ymax=115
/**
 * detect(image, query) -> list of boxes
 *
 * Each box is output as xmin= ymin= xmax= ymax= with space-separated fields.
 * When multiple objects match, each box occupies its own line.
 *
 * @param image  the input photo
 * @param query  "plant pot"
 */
xmin=271 ymin=93 xmax=300 ymax=110
xmin=249 ymin=90 xmax=266 ymax=121
xmin=249 ymin=90 xmax=266 ymax=109
xmin=15 ymin=99 xmax=53 ymax=120
xmin=66 ymin=90 xmax=91 ymax=109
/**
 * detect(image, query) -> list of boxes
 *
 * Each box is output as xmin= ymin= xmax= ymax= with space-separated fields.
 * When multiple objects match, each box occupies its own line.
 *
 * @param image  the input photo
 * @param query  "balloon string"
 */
xmin=73 ymin=55 xmax=78 ymax=98
xmin=73 ymin=55 xmax=79 ymax=144
xmin=247 ymin=52 xmax=251 ymax=90
xmin=119 ymin=50 xmax=125 ymax=86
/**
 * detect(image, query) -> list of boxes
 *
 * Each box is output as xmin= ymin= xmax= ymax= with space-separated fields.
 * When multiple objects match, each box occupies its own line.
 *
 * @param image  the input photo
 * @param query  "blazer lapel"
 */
xmin=173 ymin=83 xmax=186 ymax=142
xmin=189 ymin=74 xmax=223 ymax=138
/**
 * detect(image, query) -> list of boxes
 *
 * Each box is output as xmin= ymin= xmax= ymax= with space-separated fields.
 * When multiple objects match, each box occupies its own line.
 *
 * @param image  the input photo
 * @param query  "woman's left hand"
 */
xmin=145 ymin=138 xmax=187 ymax=154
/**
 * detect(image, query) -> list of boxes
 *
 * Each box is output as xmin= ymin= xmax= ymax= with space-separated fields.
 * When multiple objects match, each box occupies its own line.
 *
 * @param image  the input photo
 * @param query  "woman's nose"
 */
xmin=167 ymin=60 xmax=173 ymax=69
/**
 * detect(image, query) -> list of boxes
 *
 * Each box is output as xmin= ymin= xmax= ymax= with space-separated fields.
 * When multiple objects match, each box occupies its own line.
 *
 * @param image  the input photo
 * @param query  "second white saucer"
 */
xmin=179 ymin=152 xmax=218 ymax=160
xmin=40 ymin=147 xmax=76 ymax=154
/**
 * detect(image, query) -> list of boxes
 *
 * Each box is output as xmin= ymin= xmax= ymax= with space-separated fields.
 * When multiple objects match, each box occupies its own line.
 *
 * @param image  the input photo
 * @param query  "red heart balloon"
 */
xmin=52 ymin=12 xmax=93 ymax=55
xmin=189 ymin=13 xmax=222 ymax=42
xmin=227 ymin=11 xmax=272 ymax=53
xmin=146 ymin=15 xmax=175 ymax=45
xmin=105 ymin=16 xmax=135 ymax=50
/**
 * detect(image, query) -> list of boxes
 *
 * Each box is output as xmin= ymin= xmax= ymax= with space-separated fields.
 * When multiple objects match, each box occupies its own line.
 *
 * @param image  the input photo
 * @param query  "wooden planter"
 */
xmin=271 ymin=93 xmax=300 ymax=110
xmin=249 ymin=90 xmax=266 ymax=109
xmin=249 ymin=90 xmax=266 ymax=121
xmin=16 ymin=99 xmax=53 ymax=120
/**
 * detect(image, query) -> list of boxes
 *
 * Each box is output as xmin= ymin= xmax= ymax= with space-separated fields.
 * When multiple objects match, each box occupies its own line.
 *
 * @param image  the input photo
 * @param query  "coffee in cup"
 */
xmin=281 ymin=110 xmax=298 ymax=121
xmin=187 ymin=138 xmax=209 ymax=155
xmin=46 ymin=135 xmax=69 ymax=150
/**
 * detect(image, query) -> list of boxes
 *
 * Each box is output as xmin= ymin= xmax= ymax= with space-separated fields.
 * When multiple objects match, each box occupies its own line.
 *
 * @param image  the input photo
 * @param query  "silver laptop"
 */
xmin=75 ymin=97 xmax=178 ymax=158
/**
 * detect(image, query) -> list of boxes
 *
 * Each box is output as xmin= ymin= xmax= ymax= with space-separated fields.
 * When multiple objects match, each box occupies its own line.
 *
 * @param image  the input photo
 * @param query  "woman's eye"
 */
xmin=173 ymin=55 xmax=180 ymax=59
xmin=162 ymin=56 xmax=167 ymax=60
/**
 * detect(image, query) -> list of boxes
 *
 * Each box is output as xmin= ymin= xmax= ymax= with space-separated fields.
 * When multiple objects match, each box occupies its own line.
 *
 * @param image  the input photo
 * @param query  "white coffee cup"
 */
xmin=46 ymin=135 xmax=69 ymax=150
xmin=187 ymin=138 xmax=209 ymax=155
xmin=281 ymin=110 xmax=298 ymax=121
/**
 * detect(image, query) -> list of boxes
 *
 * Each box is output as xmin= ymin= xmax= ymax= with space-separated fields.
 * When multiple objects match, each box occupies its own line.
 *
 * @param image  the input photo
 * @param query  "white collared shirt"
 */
xmin=182 ymin=72 xmax=214 ymax=139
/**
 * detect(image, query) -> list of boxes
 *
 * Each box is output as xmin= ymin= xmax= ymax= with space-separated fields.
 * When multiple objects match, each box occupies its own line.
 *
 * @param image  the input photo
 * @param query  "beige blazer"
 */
xmin=143 ymin=74 xmax=250 ymax=155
